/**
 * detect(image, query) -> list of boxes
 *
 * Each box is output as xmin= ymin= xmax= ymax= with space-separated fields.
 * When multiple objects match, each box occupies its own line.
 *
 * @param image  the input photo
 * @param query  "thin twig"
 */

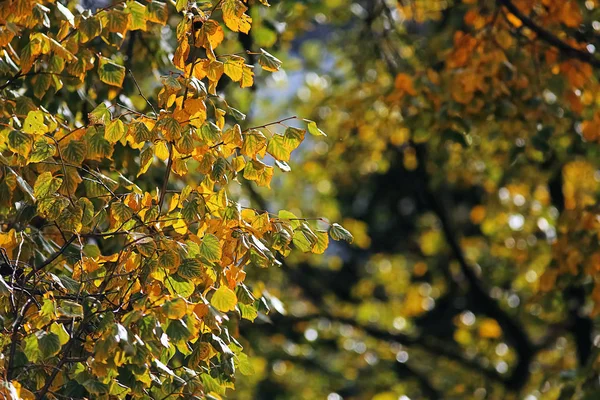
xmin=128 ymin=69 xmax=157 ymax=114
xmin=244 ymin=116 xmax=297 ymax=132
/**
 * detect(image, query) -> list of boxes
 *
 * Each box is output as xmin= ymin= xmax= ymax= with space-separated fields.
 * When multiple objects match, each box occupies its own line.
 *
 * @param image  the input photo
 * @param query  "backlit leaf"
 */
xmin=200 ymin=233 xmax=221 ymax=262
xmin=98 ymin=56 xmax=126 ymax=87
xmin=105 ymin=119 xmax=126 ymax=143
xmin=258 ymin=48 xmax=282 ymax=72
xmin=34 ymin=172 xmax=62 ymax=199
xmin=329 ymin=223 xmax=353 ymax=243
xmin=211 ymin=286 xmax=237 ymax=312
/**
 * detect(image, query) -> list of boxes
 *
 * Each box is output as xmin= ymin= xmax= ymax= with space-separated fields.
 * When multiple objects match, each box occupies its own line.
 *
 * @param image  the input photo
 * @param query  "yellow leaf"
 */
xmin=240 ymin=64 xmax=254 ymax=88
xmin=224 ymin=56 xmax=244 ymax=82
xmin=241 ymin=129 xmax=266 ymax=159
xmin=210 ymin=286 xmax=237 ymax=312
xmin=222 ymin=0 xmax=252 ymax=33
xmin=162 ymin=298 xmax=187 ymax=319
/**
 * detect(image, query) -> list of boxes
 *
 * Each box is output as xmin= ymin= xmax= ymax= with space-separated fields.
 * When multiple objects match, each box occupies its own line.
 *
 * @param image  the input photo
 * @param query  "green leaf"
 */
xmin=57 ymin=300 xmax=83 ymax=318
xmin=38 ymin=331 xmax=62 ymax=359
xmin=175 ymin=129 xmax=194 ymax=154
xmin=83 ymin=380 xmax=109 ymax=395
xmin=238 ymin=303 xmax=258 ymax=321
xmin=105 ymin=119 xmax=126 ymax=143
xmin=50 ymin=323 xmax=70 ymax=345
xmin=228 ymin=106 xmax=246 ymax=121
xmin=86 ymin=126 xmax=113 ymax=160
xmin=267 ymin=127 xmax=304 ymax=162
xmin=292 ymin=229 xmax=314 ymax=252
xmin=236 ymin=351 xmax=255 ymax=375
xmin=211 ymin=157 xmax=227 ymax=181
xmin=147 ymin=1 xmax=168 ymax=24
xmin=158 ymin=117 xmax=181 ymax=141
xmin=200 ymin=233 xmax=221 ymax=262
xmin=158 ymin=250 xmax=180 ymax=269
xmin=98 ymin=56 xmax=126 ymax=87
xmin=34 ymin=172 xmax=62 ymax=198
xmin=278 ymin=210 xmax=300 ymax=228
xmin=125 ymin=1 xmax=147 ymax=31
xmin=29 ymin=138 xmax=55 ymax=163
xmin=306 ymin=120 xmax=327 ymax=136
xmin=165 ymin=275 xmax=195 ymax=297
xmin=23 ymin=334 xmax=42 ymax=363
xmin=211 ymin=286 xmax=237 ymax=312
xmin=162 ymin=298 xmax=187 ymax=319
xmin=137 ymin=146 xmax=154 ymax=176
xmin=258 ymin=48 xmax=282 ymax=72
xmin=38 ymin=196 xmax=70 ymax=220
xmin=181 ymin=199 xmax=200 ymax=222
xmin=132 ymin=121 xmax=155 ymax=143
xmin=166 ymin=319 xmax=192 ymax=344
xmin=62 ymin=140 xmax=87 ymax=164
xmin=57 ymin=204 xmax=83 ymax=232
xmin=8 ymin=130 xmax=32 ymax=157
xmin=235 ymin=284 xmax=255 ymax=305
xmin=102 ymin=9 xmax=131 ymax=35
xmin=79 ymin=15 xmax=102 ymax=43
xmin=177 ymin=258 xmax=204 ymax=279
xmin=111 ymin=202 xmax=133 ymax=222
xmin=201 ymin=373 xmax=226 ymax=396
xmin=266 ymin=135 xmax=289 ymax=162
xmin=175 ymin=0 xmax=187 ymax=12
xmin=200 ymin=121 xmax=221 ymax=145
xmin=79 ymin=198 xmax=95 ymax=226
xmin=89 ymin=103 xmax=111 ymax=125
xmin=329 ymin=223 xmax=353 ymax=243
xmin=32 ymin=73 xmax=52 ymax=99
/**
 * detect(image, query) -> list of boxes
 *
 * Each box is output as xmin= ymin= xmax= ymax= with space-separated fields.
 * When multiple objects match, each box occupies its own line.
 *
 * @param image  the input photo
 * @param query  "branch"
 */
xmin=245 ymin=116 xmax=297 ymax=132
xmin=394 ymin=363 xmax=441 ymax=400
xmin=0 ymin=71 xmax=23 ymax=91
xmin=35 ymin=333 xmax=78 ymax=400
xmin=326 ymin=315 xmax=506 ymax=385
xmin=24 ymin=235 xmax=76 ymax=282
xmin=129 ymin=69 xmax=157 ymax=114
xmin=6 ymin=299 xmax=34 ymax=380
xmin=413 ymin=143 xmax=534 ymax=391
xmin=497 ymin=0 xmax=600 ymax=68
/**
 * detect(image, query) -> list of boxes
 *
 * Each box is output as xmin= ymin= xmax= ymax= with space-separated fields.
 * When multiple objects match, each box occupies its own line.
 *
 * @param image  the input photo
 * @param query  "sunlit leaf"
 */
xmin=98 ymin=56 xmax=126 ymax=87
xmin=211 ymin=286 xmax=237 ymax=312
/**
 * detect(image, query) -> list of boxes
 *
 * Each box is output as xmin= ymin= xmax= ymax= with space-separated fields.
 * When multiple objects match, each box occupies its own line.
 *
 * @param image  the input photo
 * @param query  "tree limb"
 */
xmin=497 ymin=0 xmax=600 ymax=68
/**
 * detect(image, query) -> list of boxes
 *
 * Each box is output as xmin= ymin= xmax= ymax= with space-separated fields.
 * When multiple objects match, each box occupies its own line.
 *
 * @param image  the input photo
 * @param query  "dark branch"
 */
xmin=497 ymin=0 xmax=600 ymax=68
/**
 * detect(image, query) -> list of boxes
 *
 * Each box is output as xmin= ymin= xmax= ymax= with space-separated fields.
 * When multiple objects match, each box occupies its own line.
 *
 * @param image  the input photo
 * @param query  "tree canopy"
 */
xmin=2 ymin=0 xmax=600 ymax=399
xmin=0 ymin=0 xmax=349 ymax=398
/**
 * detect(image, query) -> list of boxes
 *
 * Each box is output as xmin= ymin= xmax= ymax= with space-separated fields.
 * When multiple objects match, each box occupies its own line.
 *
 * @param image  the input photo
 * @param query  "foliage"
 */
xmin=0 ymin=0 xmax=351 ymax=398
